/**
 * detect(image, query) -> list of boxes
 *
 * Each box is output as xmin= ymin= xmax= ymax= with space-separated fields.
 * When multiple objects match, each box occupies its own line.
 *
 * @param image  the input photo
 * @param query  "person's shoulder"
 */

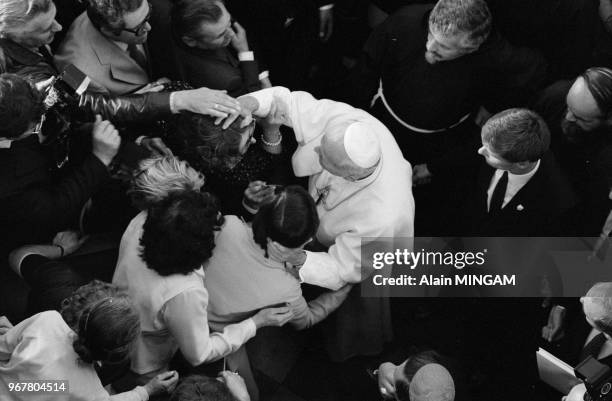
xmin=125 ymin=211 xmax=148 ymax=234
xmin=536 ymin=153 xmax=577 ymax=210
xmin=23 ymin=311 xmax=71 ymax=337
xmin=387 ymin=3 xmax=433 ymax=29
xmin=216 ymin=215 xmax=250 ymax=243
xmin=221 ymin=215 xmax=245 ymax=232
xmin=57 ymin=11 xmax=90 ymax=47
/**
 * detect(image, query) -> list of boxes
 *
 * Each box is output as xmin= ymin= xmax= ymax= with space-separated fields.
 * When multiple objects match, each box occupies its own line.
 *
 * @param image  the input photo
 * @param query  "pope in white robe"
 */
xmin=243 ymin=86 xmax=415 ymax=291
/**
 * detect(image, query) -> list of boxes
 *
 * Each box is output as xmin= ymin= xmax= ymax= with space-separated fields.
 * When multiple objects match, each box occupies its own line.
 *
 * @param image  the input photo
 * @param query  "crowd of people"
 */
xmin=0 ymin=0 xmax=612 ymax=400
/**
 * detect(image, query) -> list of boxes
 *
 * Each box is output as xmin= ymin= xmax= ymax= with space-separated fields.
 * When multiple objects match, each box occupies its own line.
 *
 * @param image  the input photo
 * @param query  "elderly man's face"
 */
xmin=563 ymin=77 xmax=608 ymax=136
xmin=187 ymin=2 xmax=233 ymax=50
xmin=8 ymin=2 xmax=62 ymax=49
xmin=425 ymin=27 xmax=476 ymax=64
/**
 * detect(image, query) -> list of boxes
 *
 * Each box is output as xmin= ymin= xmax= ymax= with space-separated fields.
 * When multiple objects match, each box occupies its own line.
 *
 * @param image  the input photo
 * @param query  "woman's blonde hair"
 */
xmin=129 ymin=156 xmax=205 ymax=209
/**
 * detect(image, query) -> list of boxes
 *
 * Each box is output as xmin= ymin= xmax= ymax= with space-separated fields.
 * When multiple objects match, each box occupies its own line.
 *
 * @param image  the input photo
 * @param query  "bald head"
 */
xmin=317 ymin=121 xmax=381 ymax=180
xmin=409 ymin=363 xmax=455 ymax=401
xmin=583 ymin=282 xmax=612 ymax=336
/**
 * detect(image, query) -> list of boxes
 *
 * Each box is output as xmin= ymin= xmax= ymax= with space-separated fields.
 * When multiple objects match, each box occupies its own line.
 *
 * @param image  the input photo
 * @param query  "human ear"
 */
xmin=182 ymin=36 xmax=198 ymax=48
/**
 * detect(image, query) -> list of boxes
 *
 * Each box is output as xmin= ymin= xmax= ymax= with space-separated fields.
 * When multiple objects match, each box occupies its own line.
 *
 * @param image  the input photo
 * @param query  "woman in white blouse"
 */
xmin=0 ymin=280 xmax=178 ymax=401
xmin=113 ymin=157 xmax=294 ymax=385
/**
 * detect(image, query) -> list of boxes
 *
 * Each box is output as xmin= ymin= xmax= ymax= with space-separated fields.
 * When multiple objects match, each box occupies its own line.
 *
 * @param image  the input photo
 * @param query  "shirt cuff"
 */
xmin=238 ymin=51 xmax=254 ymax=61
xmin=169 ymin=92 xmax=179 ymax=114
xmin=258 ymin=70 xmax=270 ymax=81
xmin=135 ymin=136 xmax=148 ymax=145
xmin=319 ymin=4 xmax=334 ymax=10
xmin=245 ymin=318 xmax=258 ymax=335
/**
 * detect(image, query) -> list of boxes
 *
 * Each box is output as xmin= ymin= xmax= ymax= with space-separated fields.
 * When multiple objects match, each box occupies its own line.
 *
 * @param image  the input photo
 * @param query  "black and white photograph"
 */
xmin=1 ymin=0 xmax=612 ymax=400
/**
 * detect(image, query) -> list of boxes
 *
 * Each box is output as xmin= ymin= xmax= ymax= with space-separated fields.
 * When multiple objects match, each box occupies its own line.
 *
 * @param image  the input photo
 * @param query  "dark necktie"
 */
xmin=127 ymin=44 xmax=148 ymax=71
xmin=579 ymin=332 xmax=607 ymax=362
xmin=489 ymin=170 xmax=509 ymax=212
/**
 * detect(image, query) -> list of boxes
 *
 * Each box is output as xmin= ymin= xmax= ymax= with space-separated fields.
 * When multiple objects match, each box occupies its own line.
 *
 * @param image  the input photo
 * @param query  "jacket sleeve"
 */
xmin=77 ymin=91 xmax=172 ymax=124
xmin=288 ymin=285 xmax=352 ymax=330
xmin=239 ymin=58 xmax=263 ymax=94
xmin=15 ymin=154 xmax=109 ymax=232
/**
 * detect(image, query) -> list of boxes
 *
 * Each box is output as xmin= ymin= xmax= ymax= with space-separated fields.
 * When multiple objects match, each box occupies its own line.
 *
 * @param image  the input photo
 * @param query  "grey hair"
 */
xmin=129 ymin=156 xmax=206 ymax=209
xmin=585 ymin=282 xmax=612 ymax=336
xmin=429 ymin=0 xmax=492 ymax=46
xmin=0 ymin=0 xmax=52 ymax=35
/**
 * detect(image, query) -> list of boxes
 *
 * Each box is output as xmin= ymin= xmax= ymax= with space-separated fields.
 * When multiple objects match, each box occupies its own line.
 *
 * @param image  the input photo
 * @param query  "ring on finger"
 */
xmin=213 ymin=103 xmax=219 ymax=109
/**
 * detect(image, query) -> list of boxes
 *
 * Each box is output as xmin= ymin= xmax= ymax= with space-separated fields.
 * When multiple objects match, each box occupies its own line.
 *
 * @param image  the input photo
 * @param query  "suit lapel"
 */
xmin=502 ymin=160 xmax=547 ymax=214
xmin=86 ymin=17 xmax=149 ymax=86
xmin=477 ymin=164 xmax=495 ymax=213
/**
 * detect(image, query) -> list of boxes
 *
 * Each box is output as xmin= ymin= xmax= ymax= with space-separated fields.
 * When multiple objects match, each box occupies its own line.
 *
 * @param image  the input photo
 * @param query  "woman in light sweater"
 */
xmin=0 ymin=280 xmax=178 ymax=401
xmin=113 ymin=157 xmax=294 ymax=386
xmin=205 ymin=185 xmax=352 ymax=331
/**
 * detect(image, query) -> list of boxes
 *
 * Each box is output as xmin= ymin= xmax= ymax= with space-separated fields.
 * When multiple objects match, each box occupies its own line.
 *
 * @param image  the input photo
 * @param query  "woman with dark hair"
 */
xmin=0 ymin=280 xmax=178 ymax=400
xmin=166 ymin=107 xmax=290 ymax=216
xmin=205 ymin=185 xmax=351 ymax=331
xmin=170 ymin=373 xmax=250 ymax=401
xmin=113 ymin=190 xmax=294 ymax=389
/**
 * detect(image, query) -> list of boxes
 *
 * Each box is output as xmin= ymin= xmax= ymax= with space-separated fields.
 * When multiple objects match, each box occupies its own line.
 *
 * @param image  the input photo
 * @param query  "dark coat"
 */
xmin=462 ymin=152 xmax=577 ymax=236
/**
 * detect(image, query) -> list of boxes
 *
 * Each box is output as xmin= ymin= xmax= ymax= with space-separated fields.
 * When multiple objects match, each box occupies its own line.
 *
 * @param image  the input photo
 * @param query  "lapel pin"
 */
xmin=516 ymin=204 xmax=524 ymax=211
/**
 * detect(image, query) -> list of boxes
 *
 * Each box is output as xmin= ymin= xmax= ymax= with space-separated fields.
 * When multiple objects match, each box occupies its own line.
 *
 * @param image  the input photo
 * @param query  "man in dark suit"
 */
xmin=461 ymin=108 xmax=576 ymax=236
xmin=165 ymin=0 xmax=270 ymax=96
xmin=533 ymin=67 xmax=612 ymax=236
xmin=0 ymin=74 xmax=120 ymax=257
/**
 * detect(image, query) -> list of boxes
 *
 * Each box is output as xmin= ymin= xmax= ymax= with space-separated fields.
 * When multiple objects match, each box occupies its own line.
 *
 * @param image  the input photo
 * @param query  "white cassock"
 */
xmin=248 ymin=87 xmax=415 ymax=290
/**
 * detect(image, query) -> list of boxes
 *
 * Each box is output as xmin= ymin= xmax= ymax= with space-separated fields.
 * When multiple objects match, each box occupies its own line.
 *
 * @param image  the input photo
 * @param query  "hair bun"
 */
xmin=73 ymin=337 xmax=95 ymax=364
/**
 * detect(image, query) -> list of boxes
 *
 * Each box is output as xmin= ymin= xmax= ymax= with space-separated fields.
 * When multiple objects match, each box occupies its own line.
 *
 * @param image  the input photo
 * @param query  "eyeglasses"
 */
xmin=122 ymin=3 xmax=152 ymax=36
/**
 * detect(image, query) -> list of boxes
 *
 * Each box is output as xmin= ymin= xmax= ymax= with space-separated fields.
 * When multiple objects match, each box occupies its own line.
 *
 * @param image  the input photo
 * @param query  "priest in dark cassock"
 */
xmin=353 ymin=0 xmax=548 ymax=235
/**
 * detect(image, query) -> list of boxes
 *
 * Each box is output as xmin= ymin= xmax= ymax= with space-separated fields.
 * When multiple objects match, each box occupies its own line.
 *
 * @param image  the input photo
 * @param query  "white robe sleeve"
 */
xmin=244 ymin=86 xmax=360 ymax=144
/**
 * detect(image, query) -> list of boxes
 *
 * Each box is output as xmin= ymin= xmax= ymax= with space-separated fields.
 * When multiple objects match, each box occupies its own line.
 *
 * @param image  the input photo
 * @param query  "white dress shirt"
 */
xmin=0 ymin=311 xmax=149 ymax=401
xmin=486 ymin=160 xmax=540 ymax=211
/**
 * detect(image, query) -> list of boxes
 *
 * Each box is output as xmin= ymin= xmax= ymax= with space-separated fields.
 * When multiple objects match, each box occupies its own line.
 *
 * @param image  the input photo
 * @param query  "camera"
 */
xmin=575 ymin=356 xmax=612 ymax=401
xmin=38 ymin=64 xmax=92 ymax=168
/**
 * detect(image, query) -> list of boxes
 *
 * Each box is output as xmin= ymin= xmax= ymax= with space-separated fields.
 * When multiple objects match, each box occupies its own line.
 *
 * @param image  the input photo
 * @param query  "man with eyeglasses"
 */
xmin=55 ymin=0 xmax=164 ymax=95
xmin=0 ymin=0 xmax=244 ymax=132
xmin=533 ymin=67 xmax=612 ymax=236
